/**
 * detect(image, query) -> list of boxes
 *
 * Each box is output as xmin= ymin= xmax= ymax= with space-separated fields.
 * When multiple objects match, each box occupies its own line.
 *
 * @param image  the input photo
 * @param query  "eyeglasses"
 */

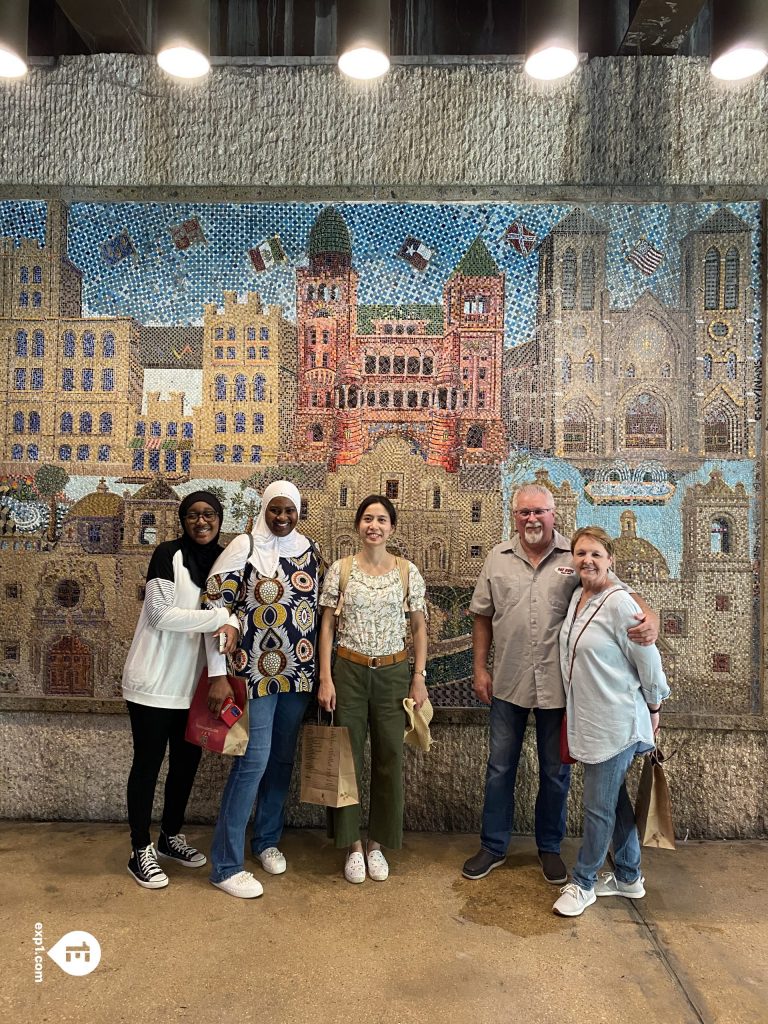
xmin=184 ymin=510 xmax=219 ymax=523
xmin=513 ymin=508 xmax=555 ymax=518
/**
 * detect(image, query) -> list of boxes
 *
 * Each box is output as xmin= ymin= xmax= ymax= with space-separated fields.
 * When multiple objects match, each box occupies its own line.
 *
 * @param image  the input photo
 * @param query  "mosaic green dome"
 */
xmin=308 ymin=207 xmax=352 ymax=257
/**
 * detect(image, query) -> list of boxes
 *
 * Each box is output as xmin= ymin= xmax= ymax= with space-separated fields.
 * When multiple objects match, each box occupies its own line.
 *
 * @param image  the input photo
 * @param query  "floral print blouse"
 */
xmin=319 ymin=557 xmax=427 ymax=658
xmin=205 ymin=545 xmax=323 ymax=699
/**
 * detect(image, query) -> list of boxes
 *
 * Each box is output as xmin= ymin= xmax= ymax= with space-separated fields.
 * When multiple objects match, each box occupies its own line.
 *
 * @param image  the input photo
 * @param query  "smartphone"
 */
xmin=220 ymin=696 xmax=243 ymax=727
xmin=218 ymin=632 xmax=227 ymax=654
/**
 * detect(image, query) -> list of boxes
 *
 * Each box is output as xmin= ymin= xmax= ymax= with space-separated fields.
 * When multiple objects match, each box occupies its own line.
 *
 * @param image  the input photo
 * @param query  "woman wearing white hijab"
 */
xmin=203 ymin=481 xmax=323 ymax=899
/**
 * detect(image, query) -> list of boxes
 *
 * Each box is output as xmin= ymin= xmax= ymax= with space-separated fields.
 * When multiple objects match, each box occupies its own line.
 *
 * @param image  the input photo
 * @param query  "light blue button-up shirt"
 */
xmin=559 ymin=586 xmax=670 ymax=764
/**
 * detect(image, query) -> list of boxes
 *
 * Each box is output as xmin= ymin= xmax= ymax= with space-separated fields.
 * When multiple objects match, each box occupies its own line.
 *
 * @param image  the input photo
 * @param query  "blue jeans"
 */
xmin=480 ymin=699 xmax=570 ymax=857
xmin=210 ymin=689 xmax=310 ymax=883
xmin=571 ymin=742 xmax=645 ymax=892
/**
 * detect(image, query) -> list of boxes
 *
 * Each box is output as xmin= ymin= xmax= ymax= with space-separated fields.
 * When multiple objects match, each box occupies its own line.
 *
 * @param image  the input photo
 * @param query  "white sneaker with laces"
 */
xmin=344 ymin=851 xmax=366 ymax=884
xmin=553 ymin=882 xmax=596 ymax=917
xmin=212 ymin=871 xmax=264 ymax=899
xmin=258 ymin=847 xmax=287 ymax=875
xmin=595 ymin=871 xmax=646 ymax=898
xmin=366 ymin=847 xmax=389 ymax=882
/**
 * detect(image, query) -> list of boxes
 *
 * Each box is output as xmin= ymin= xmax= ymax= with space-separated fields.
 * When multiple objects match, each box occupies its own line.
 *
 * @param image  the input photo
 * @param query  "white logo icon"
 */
xmin=47 ymin=931 xmax=101 ymax=976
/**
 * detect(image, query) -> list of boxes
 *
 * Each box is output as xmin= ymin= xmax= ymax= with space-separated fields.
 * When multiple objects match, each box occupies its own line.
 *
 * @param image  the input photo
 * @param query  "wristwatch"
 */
xmin=413 ymin=668 xmax=427 ymax=680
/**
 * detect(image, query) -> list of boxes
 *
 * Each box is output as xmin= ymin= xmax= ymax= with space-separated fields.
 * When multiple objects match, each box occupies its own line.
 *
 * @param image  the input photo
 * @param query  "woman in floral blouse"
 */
xmin=204 ymin=481 xmax=322 ymax=899
xmin=318 ymin=494 xmax=428 ymax=884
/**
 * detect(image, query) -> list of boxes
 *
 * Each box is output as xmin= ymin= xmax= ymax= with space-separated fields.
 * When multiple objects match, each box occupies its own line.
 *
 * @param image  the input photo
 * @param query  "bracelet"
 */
xmin=647 ymin=705 xmax=661 ymax=712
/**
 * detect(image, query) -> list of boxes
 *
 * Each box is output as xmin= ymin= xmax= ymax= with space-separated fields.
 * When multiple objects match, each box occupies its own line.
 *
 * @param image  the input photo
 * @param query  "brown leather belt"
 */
xmin=336 ymin=645 xmax=408 ymax=670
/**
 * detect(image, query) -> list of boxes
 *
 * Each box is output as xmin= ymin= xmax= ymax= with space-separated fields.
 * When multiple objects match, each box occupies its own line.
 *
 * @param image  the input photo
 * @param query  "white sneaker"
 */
xmin=553 ymin=882 xmax=596 ymax=917
xmin=211 ymin=871 xmax=264 ymax=899
xmin=257 ymin=847 xmax=287 ymax=875
xmin=595 ymin=871 xmax=646 ymax=898
xmin=344 ymin=851 xmax=366 ymax=884
xmin=366 ymin=847 xmax=389 ymax=882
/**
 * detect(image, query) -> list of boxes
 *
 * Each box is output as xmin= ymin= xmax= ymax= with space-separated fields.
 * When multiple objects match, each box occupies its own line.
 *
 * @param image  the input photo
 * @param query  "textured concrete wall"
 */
xmin=2 ymin=713 xmax=765 ymax=839
xmin=0 ymin=54 xmax=766 ymax=837
xmin=0 ymin=55 xmax=767 ymax=191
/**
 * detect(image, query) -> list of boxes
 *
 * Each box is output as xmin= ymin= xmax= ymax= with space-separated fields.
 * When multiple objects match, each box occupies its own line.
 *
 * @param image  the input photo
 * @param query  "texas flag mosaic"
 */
xmin=397 ymin=235 xmax=433 ymax=271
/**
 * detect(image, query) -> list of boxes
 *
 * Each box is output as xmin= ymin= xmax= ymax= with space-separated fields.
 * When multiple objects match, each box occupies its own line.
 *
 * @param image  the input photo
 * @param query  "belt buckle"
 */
xmin=370 ymin=656 xmax=379 ymax=670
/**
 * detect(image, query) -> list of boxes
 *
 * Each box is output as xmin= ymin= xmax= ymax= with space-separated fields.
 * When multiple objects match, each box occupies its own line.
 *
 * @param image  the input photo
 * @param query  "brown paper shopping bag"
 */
xmin=299 ymin=717 xmax=359 ymax=808
xmin=634 ymin=747 xmax=676 ymax=850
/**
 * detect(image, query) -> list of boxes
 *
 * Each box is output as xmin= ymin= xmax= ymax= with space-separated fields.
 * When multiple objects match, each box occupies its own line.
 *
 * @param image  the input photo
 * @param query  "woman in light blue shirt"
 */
xmin=553 ymin=526 xmax=670 ymax=918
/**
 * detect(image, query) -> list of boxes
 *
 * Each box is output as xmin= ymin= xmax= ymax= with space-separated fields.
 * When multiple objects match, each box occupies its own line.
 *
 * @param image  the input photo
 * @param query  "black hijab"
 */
xmin=178 ymin=490 xmax=225 ymax=589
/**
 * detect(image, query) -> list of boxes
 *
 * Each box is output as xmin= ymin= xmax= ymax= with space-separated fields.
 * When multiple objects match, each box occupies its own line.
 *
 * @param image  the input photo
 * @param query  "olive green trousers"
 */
xmin=328 ymin=654 xmax=410 ymax=849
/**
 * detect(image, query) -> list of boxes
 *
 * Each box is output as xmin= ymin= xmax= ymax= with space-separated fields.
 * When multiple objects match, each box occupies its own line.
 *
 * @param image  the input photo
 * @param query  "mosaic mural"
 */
xmin=0 ymin=199 xmax=762 ymax=712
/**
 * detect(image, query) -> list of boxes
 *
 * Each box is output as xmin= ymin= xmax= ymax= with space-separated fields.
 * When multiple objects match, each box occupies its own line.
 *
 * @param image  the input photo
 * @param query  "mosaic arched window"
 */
xmin=20 ymin=266 xmax=28 ymax=283
xmin=235 ymin=374 xmax=247 ymax=401
xmin=584 ymin=354 xmax=595 ymax=383
xmin=307 ymin=286 xmax=315 ymax=300
xmin=100 ymin=413 xmax=112 ymax=435
xmin=625 ymin=393 xmax=666 ymax=448
xmin=15 ymin=330 xmax=27 ymax=356
xmin=232 ymin=445 xmax=243 ymax=463
xmin=581 ymin=248 xmax=595 ymax=310
xmin=12 ymin=412 xmax=23 ymax=433
xmin=27 ymin=444 xmax=39 ymax=461
xmin=215 ymin=374 xmax=227 ymax=400
xmin=102 ymin=332 xmax=115 ymax=357
xmin=140 ymin=513 xmax=157 ymax=546
xmin=726 ymin=352 xmax=737 ymax=379
xmin=704 ymin=407 xmax=730 ymax=453
xmin=234 ymin=412 xmax=246 ymax=433
xmin=710 ymin=518 xmax=731 ymax=555
xmin=11 ymin=444 xmax=22 ymax=459
xmin=83 ymin=332 xmax=95 ymax=357
xmin=704 ymin=248 xmax=720 ymax=309
xmin=215 ymin=412 xmax=226 ymax=433
xmin=28 ymin=412 xmax=40 ymax=434
xmin=33 ymin=330 xmax=44 ymax=357
xmin=724 ymin=248 xmax=739 ymax=309
xmin=33 ymin=266 xmax=42 ymax=283
xmin=80 ymin=412 xmax=92 ymax=434
xmin=661 ymin=362 xmax=671 ymax=378
xmin=562 ymin=248 xmax=577 ymax=309
xmin=703 ymin=353 xmax=713 ymax=379
xmin=253 ymin=375 xmax=266 ymax=401
xmin=63 ymin=331 xmax=75 ymax=357
xmin=61 ymin=412 xmax=73 ymax=433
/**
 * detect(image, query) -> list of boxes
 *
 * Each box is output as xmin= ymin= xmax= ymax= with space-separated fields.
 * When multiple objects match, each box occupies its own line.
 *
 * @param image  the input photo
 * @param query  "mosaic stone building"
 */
xmin=295 ymin=207 xmax=507 ymax=472
xmin=505 ymin=208 xmax=756 ymax=469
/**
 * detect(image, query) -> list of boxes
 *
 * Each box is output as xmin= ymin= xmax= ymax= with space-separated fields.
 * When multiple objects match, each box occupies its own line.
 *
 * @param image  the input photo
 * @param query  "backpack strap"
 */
xmin=396 ymin=556 xmax=410 ymax=611
xmin=334 ymin=554 xmax=355 ymax=619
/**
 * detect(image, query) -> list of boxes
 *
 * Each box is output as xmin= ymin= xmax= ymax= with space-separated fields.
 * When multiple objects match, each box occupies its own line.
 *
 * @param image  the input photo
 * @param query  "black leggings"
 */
xmin=126 ymin=701 xmax=202 ymax=848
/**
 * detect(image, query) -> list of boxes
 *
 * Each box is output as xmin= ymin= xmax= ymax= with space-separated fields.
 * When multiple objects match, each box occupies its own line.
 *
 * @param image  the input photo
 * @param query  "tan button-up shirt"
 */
xmin=469 ymin=530 xmax=578 ymax=710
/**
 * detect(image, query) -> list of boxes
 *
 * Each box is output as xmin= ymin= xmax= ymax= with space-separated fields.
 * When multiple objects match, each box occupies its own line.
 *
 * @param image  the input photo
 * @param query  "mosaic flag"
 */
xmin=627 ymin=238 xmax=664 ymax=276
xmin=398 ymin=235 xmax=433 ymax=271
xmin=248 ymin=235 xmax=287 ymax=272
xmin=504 ymin=219 xmax=537 ymax=256
xmin=146 ymin=435 xmax=163 ymax=450
xmin=170 ymin=217 xmax=207 ymax=251
xmin=99 ymin=228 xmax=135 ymax=267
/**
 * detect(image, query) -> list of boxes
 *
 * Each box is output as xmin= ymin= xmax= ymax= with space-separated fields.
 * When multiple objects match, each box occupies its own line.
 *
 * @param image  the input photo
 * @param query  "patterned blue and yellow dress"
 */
xmin=205 ymin=545 xmax=323 ymax=697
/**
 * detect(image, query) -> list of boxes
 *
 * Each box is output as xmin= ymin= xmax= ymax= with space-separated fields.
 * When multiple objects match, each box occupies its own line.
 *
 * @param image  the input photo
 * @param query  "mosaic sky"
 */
xmin=0 ymin=200 xmax=762 ymax=350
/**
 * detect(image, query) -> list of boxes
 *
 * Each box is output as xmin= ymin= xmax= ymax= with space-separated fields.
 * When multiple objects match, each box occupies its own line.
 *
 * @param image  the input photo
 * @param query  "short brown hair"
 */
xmin=570 ymin=526 xmax=614 ymax=559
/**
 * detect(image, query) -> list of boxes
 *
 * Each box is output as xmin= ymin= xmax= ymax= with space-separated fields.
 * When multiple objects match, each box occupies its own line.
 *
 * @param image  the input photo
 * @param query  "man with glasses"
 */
xmin=462 ymin=483 xmax=657 ymax=884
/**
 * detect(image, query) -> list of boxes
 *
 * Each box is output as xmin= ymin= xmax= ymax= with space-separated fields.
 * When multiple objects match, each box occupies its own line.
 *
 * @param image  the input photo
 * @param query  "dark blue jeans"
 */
xmin=210 ymin=689 xmax=311 ymax=883
xmin=480 ymin=698 xmax=570 ymax=857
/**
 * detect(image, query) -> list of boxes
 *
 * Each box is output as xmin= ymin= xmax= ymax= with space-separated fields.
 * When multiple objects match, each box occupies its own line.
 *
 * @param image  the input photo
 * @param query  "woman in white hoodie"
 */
xmin=122 ymin=490 xmax=234 ymax=890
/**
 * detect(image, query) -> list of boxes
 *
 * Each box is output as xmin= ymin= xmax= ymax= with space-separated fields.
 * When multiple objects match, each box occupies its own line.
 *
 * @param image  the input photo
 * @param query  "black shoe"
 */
xmin=157 ymin=831 xmax=207 ymax=868
xmin=127 ymin=843 xmax=169 ymax=889
xmin=538 ymin=850 xmax=568 ymax=884
xmin=462 ymin=849 xmax=507 ymax=880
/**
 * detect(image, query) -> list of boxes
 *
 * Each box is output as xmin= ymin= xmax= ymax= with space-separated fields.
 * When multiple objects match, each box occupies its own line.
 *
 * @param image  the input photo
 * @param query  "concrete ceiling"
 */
xmin=25 ymin=0 xmax=714 ymax=59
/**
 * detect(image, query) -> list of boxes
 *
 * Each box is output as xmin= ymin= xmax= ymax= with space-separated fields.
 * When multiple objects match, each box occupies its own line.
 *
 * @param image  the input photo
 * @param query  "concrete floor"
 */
xmin=3 ymin=824 xmax=766 ymax=1024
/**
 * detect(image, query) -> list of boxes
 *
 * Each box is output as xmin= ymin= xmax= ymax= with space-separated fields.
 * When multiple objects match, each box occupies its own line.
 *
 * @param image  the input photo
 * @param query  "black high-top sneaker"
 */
xmin=127 ymin=843 xmax=169 ymax=889
xmin=157 ymin=831 xmax=207 ymax=868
